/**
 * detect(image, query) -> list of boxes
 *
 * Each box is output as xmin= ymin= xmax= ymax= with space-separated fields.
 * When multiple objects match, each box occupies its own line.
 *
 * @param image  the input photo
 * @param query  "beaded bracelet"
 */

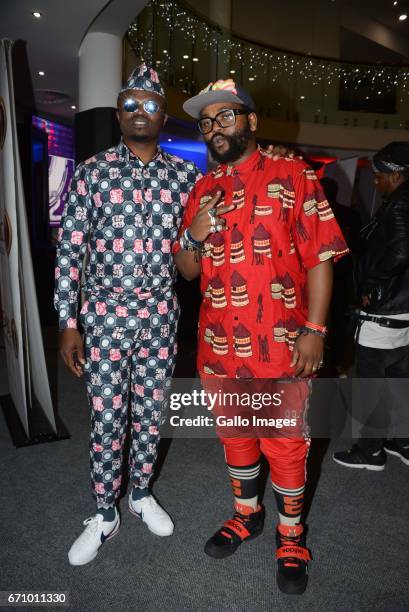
xmin=179 ymin=233 xmax=195 ymax=252
xmin=298 ymin=326 xmax=326 ymax=339
xmin=185 ymin=228 xmax=203 ymax=248
xmin=179 ymin=228 xmax=202 ymax=252
xmin=305 ymin=320 xmax=327 ymax=334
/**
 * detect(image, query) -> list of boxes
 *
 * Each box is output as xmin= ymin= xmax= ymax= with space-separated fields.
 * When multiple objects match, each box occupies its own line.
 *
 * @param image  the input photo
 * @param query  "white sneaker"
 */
xmin=128 ymin=494 xmax=174 ymax=536
xmin=68 ymin=510 xmax=120 ymax=566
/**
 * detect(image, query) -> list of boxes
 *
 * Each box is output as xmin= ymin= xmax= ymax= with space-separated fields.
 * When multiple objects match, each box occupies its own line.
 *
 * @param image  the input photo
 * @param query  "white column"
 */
xmin=78 ymin=32 xmax=122 ymax=112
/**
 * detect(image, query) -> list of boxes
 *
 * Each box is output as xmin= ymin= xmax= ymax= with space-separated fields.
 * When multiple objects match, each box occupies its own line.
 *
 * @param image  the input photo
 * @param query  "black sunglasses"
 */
xmin=121 ymin=98 xmax=162 ymax=114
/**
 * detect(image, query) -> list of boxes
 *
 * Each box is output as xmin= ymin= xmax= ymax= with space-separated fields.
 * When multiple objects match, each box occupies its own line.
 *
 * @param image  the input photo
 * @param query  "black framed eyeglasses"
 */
xmin=197 ymin=108 xmax=249 ymax=134
xmin=121 ymin=98 xmax=162 ymax=114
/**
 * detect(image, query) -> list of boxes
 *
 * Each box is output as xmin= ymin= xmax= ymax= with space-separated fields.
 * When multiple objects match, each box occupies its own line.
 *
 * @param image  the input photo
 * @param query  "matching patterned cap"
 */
xmin=183 ymin=79 xmax=256 ymax=118
xmin=120 ymin=63 xmax=165 ymax=98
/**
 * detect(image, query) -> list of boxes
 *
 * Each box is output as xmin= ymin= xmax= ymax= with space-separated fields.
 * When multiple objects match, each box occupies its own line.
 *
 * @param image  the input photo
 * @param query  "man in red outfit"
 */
xmin=174 ymin=79 xmax=348 ymax=594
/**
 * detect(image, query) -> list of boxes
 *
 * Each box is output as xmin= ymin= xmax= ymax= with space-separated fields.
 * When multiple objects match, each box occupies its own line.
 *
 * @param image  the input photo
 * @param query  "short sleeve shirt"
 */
xmin=175 ymin=148 xmax=349 ymax=378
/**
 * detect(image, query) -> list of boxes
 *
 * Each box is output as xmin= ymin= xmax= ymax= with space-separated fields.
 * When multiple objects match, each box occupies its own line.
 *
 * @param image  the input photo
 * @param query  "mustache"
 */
xmin=211 ymin=133 xmax=228 ymax=142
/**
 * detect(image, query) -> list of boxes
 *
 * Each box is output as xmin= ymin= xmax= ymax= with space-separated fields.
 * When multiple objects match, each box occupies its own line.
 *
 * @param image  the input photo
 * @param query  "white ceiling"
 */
xmin=0 ymin=0 xmax=109 ymax=119
xmin=0 ymin=0 xmax=148 ymax=120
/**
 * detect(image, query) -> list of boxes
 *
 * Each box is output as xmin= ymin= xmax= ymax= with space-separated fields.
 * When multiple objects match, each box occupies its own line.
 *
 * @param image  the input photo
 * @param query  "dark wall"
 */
xmin=74 ymin=107 xmax=121 ymax=163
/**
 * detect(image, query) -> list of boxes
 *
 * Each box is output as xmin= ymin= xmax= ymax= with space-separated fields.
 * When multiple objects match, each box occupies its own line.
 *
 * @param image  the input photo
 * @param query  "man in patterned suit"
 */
xmin=174 ymin=80 xmax=348 ymax=594
xmin=55 ymin=64 xmax=201 ymax=565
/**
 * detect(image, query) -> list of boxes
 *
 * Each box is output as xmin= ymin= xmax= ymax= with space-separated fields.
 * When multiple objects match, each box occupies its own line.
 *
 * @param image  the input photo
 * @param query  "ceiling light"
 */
xmin=71 ymin=105 xmax=76 ymax=110
xmin=163 ymin=50 xmax=168 ymax=54
xmin=167 ymin=138 xmax=172 ymax=142
xmin=230 ymin=70 xmax=236 ymax=74
xmin=38 ymin=71 xmax=45 ymax=76
xmin=32 ymin=11 xmax=42 ymax=18
xmin=399 ymin=13 xmax=407 ymax=20
xmin=183 ymin=54 xmax=189 ymax=59
xmin=248 ymin=77 xmax=255 ymax=81
xmin=300 ymin=95 xmax=305 ymax=99
xmin=394 ymin=1 xmax=398 ymax=5
xmin=192 ymin=57 xmax=199 ymax=62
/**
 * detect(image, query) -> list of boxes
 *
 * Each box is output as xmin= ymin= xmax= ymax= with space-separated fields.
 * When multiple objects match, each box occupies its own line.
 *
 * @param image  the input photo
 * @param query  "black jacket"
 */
xmin=355 ymin=180 xmax=409 ymax=315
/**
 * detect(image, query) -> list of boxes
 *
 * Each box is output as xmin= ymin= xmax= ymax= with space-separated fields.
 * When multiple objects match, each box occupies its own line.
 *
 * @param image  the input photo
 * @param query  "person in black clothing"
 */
xmin=320 ymin=177 xmax=362 ymax=373
xmin=333 ymin=142 xmax=409 ymax=470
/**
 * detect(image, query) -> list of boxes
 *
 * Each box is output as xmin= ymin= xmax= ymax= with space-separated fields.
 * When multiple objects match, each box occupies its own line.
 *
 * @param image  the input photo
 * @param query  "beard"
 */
xmin=207 ymin=123 xmax=252 ymax=163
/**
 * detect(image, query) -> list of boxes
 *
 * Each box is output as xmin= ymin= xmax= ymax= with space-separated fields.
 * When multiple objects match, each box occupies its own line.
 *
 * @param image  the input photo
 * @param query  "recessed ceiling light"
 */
xmin=394 ymin=1 xmax=398 ymax=6
xmin=163 ymin=50 xmax=168 ymax=54
xmin=38 ymin=70 xmax=45 ymax=76
xmin=183 ymin=54 xmax=189 ymax=59
xmin=71 ymin=105 xmax=76 ymax=110
xmin=192 ymin=57 xmax=199 ymax=62
xmin=248 ymin=77 xmax=255 ymax=81
xmin=300 ymin=95 xmax=305 ymax=99
xmin=230 ymin=70 xmax=236 ymax=74
xmin=399 ymin=13 xmax=407 ymax=20
xmin=32 ymin=11 xmax=42 ymax=18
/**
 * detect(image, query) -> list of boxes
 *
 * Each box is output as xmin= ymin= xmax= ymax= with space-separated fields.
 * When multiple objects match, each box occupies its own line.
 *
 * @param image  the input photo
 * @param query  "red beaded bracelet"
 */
xmin=305 ymin=321 xmax=327 ymax=334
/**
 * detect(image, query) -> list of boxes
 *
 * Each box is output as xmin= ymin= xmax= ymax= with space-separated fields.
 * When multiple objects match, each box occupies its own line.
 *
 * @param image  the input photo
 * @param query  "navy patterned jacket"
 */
xmin=54 ymin=140 xmax=201 ymax=329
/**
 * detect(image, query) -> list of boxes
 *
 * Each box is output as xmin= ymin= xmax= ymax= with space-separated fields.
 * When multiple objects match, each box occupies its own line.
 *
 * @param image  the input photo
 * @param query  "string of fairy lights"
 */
xmin=127 ymin=0 xmax=409 ymax=113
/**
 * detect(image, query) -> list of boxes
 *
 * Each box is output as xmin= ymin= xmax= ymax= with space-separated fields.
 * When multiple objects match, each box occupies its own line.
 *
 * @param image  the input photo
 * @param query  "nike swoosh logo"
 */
xmin=100 ymin=522 xmax=117 ymax=543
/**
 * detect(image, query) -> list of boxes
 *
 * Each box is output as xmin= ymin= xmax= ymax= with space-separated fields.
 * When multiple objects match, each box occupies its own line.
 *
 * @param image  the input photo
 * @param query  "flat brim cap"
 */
xmin=183 ymin=80 xmax=255 ymax=119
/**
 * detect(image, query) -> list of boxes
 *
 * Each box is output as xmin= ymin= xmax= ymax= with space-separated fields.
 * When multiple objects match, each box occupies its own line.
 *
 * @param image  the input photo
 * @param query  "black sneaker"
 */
xmin=276 ymin=524 xmax=311 ymax=595
xmin=384 ymin=439 xmax=409 ymax=466
xmin=333 ymin=444 xmax=386 ymax=471
xmin=204 ymin=505 xmax=265 ymax=559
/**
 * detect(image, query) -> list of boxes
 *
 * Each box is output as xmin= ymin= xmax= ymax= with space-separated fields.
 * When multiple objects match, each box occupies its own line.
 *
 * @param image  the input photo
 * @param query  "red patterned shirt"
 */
xmin=175 ymin=148 xmax=349 ymax=378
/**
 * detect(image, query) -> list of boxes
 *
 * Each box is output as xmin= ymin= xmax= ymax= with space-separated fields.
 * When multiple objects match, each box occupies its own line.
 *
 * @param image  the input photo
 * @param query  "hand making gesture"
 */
xmin=188 ymin=191 xmax=236 ymax=243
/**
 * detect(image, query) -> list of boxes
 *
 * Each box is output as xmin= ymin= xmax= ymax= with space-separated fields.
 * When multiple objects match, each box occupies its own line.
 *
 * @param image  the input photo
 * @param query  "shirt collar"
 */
xmin=212 ymin=147 xmax=262 ymax=176
xmin=117 ymin=139 xmax=175 ymax=167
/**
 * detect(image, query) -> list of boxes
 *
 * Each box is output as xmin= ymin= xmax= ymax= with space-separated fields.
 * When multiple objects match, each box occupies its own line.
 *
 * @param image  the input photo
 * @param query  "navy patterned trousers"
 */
xmin=80 ymin=288 xmax=179 ymax=507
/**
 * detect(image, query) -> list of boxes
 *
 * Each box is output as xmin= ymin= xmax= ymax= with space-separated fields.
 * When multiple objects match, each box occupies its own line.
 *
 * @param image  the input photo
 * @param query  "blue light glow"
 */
xmin=160 ymin=138 xmax=208 ymax=172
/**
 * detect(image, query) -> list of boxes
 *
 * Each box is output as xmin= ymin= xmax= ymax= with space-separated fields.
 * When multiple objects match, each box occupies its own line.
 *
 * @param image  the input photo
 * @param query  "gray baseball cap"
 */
xmin=183 ymin=79 xmax=256 ymax=119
